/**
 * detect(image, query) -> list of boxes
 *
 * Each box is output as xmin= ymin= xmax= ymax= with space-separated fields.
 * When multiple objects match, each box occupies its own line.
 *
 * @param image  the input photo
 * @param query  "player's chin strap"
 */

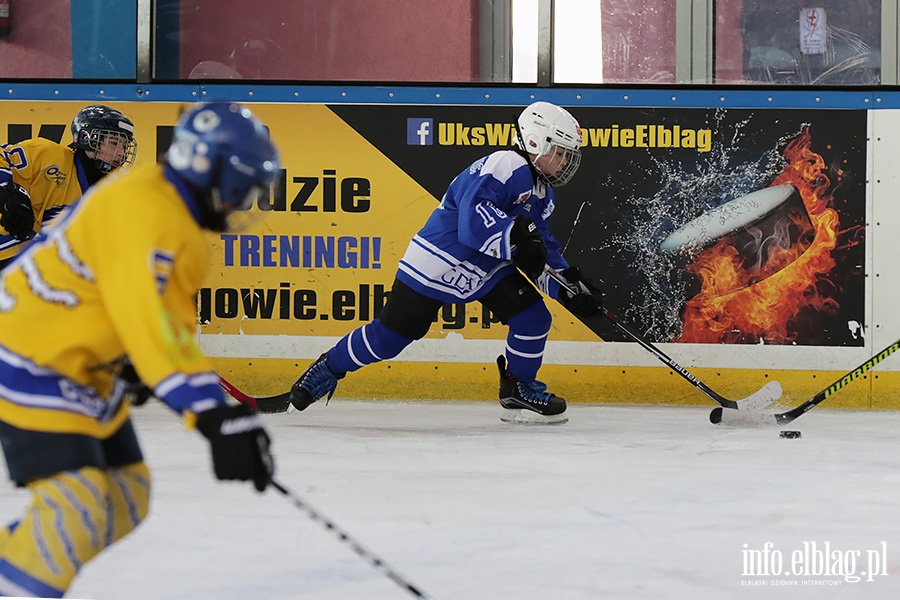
xmin=270 ymin=478 xmax=436 ymax=600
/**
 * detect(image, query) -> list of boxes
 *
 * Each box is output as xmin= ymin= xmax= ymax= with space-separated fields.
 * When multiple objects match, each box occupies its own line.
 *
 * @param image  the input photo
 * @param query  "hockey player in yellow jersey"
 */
xmin=0 ymin=104 xmax=137 ymax=269
xmin=0 ymin=101 xmax=279 ymax=598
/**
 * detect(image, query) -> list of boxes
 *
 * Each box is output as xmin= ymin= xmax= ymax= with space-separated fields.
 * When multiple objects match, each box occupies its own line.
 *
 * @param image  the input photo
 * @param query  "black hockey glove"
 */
xmin=196 ymin=404 xmax=274 ymax=492
xmin=510 ymin=216 xmax=547 ymax=280
xmin=558 ymin=266 xmax=604 ymax=317
xmin=119 ymin=360 xmax=153 ymax=406
xmin=0 ymin=183 xmax=35 ymax=241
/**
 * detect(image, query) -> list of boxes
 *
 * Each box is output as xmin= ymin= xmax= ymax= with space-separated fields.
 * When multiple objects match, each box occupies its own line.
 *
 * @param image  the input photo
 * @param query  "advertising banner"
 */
xmin=1 ymin=100 xmax=873 ymax=403
xmin=330 ymin=105 xmax=867 ymax=348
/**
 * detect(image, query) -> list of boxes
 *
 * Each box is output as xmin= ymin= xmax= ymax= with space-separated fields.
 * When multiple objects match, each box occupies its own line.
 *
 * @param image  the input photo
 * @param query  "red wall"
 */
xmin=715 ymin=0 xmax=744 ymax=83
xmin=600 ymin=0 xmax=678 ymax=83
xmin=0 ymin=0 xmax=72 ymax=78
xmin=0 ymin=0 xmax=746 ymax=84
xmin=179 ymin=0 xmax=480 ymax=81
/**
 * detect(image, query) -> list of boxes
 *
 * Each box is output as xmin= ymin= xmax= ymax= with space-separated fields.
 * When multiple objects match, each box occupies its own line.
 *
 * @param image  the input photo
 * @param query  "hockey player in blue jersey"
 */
xmin=289 ymin=101 xmax=604 ymax=424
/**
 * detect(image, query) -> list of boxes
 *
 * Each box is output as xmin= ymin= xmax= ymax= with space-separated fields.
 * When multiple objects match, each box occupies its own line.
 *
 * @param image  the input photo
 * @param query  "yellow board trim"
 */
xmin=211 ymin=357 xmax=900 ymax=411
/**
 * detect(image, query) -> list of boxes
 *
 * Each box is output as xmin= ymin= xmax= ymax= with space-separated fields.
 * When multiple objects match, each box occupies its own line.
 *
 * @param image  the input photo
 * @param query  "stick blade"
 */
xmin=255 ymin=393 xmax=291 ymax=414
xmin=218 ymin=377 xmax=291 ymax=413
xmin=710 ymin=406 xmax=779 ymax=426
xmin=735 ymin=380 xmax=783 ymax=411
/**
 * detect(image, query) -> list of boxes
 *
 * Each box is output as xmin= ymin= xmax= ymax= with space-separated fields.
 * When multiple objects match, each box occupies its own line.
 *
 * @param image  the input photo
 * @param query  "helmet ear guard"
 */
xmin=520 ymin=131 xmax=545 ymax=155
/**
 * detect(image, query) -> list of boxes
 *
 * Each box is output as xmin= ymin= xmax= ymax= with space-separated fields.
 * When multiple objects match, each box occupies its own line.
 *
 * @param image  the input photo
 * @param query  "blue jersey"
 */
xmin=397 ymin=150 xmax=568 ymax=303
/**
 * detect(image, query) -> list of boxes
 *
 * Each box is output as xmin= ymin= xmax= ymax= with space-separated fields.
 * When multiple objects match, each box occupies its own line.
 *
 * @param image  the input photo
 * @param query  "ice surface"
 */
xmin=2 ymin=400 xmax=899 ymax=599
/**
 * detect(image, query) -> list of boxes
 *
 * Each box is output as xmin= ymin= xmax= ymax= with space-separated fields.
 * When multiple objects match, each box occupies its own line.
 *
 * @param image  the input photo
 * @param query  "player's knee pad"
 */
xmin=32 ymin=462 xmax=151 ymax=551
xmin=506 ymin=299 xmax=552 ymax=337
xmin=378 ymin=279 xmax=443 ymax=340
xmin=27 ymin=466 xmax=114 ymax=556
xmin=479 ymin=272 xmax=544 ymax=324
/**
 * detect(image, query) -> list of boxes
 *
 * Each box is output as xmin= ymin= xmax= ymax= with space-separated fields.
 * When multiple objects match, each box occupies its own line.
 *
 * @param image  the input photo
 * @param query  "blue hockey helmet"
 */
xmin=70 ymin=105 xmax=137 ymax=173
xmin=166 ymin=102 xmax=279 ymax=226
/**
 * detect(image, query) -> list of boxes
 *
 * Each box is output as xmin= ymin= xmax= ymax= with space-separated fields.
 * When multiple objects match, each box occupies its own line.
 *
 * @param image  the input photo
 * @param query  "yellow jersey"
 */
xmin=0 ymin=162 xmax=224 ymax=437
xmin=0 ymin=139 xmax=91 ymax=262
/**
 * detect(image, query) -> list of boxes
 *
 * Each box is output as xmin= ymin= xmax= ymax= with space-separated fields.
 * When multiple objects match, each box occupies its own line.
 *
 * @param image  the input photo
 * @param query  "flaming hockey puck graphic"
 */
xmin=659 ymin=184 xmax=814 ymax=295
xmin=660 ymin=184 xmax=809 ymax=253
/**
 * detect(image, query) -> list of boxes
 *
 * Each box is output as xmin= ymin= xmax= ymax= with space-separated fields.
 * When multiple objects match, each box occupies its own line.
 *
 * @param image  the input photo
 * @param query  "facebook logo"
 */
xmin=407 ymin=118 xmax=433 ymax=145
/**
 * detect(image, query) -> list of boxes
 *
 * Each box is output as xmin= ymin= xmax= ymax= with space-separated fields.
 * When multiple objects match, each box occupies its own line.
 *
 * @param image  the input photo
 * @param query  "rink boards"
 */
xmin=3 ymin=86 xmax=900 ymax=409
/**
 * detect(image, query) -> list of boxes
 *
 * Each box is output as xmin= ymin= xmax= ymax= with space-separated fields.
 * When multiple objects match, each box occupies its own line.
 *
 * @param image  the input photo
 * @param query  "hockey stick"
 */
xmin=270 ymin=479 xmax=436 ymax=600
xmin=218 ymin=377 xmax=291 ymax=414
xmin=544 ymin=266 xmax=782 ymax=410
xmin=710 ymin=337 xmax=900 ymax=426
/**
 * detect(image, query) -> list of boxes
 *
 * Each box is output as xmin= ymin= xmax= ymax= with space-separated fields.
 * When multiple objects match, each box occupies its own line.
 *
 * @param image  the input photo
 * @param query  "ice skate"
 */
xmin=289 ymin=354 xmax=344 ymax=412
xmin=497 ymin=356 xmax=568 ymax=424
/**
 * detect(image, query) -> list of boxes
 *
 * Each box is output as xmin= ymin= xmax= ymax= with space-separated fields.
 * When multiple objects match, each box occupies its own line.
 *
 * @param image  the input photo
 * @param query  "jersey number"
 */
xmin=0 ymin=145 xmax=27 ymax=169
xmin=476 ymin=203 xmax=503 ymax=228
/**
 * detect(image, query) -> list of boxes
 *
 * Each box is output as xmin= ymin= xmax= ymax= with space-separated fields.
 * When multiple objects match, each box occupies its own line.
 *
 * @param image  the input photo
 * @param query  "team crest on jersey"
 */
xmin=41 ymin=165 xmax=66 ymax=187
xmin=152 ymin=250 xmax=175 ymax=293
xmin=514 ymin=190 xmax=531 ymax=204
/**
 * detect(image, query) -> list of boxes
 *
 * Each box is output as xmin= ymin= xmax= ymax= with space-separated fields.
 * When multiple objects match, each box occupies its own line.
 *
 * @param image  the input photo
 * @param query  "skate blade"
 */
xmin=499 ymin=408 xmax=568 ymax=425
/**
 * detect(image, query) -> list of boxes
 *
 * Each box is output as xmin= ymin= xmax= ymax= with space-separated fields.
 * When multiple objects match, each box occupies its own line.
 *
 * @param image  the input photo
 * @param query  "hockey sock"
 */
xmin=0 ymin=462 xmax=150 ymax=597
xmin=504 ymin=300 xmax=551 ymax=382
xmin=327 ymin=319 xmax=414 ymax=375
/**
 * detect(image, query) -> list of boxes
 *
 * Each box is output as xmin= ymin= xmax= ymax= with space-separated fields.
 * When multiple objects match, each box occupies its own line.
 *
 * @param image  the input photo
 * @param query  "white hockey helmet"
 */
xmin=516 ymin=101 xmax=583 ymax=186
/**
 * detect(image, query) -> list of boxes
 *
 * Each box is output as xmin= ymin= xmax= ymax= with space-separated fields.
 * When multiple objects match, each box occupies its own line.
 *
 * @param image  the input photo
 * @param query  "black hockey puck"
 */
xmin=779 ymin=430 xmax=802 ymax=439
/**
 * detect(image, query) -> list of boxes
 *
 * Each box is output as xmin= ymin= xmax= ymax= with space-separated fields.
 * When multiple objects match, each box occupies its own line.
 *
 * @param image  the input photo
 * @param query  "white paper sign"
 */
xmin=800 ymin=8 xmax=827 ymax=55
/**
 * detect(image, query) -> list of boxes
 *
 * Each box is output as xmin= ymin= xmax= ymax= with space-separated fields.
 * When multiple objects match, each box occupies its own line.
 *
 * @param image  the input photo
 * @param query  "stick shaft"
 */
xmin=776 ymin=337 xmax=900 ymax=423
xmin=271 ymin=479 xmax=435 ymax=600
xmin=544 ymin=266 xmax=779 ymax=409
xmin=712 ymin=338 xmax=900 ymax=425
